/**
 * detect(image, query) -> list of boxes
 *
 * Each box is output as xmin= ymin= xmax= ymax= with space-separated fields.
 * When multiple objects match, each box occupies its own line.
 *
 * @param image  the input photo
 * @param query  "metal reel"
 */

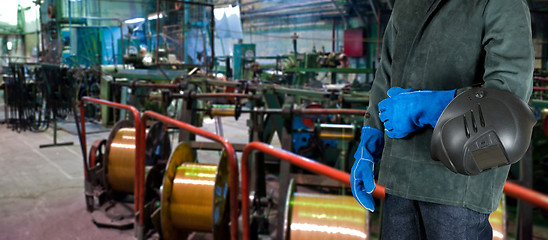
xmin=283 ymin=179 xmax=369 ymax=240
xmin=85 ymin=139 xmax=107 ymax=212
xmin=87 ymin=120 xmax=135 ymax=229
xmin=105 ymin=120 xmax=136 ymax=194
xmin=161 ymin=142 xmax=230 ymax=240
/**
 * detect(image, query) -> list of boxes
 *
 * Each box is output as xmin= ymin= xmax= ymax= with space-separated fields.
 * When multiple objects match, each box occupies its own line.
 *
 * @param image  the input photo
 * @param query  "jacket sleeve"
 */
xmin=457 ymin=0 xmax=534 ymax=102
xmin=364 ymin=17 xmax=395 ymax=131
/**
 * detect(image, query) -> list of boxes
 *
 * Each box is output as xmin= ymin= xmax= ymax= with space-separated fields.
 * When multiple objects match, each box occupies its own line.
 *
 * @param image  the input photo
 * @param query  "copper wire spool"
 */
xmin=106 ymin=120 xmax=136 ymax=194
xmin=489 ymin=195 xmax=506 ymax=240
xmin=284 ymin=180 xmax=368 ymax=240
xmin=316 ymin=123 xmax=356 ymax=141
xmin=106 ymin=120 xmax=164 ymax=194
xmin=161 ymin=142 xmax=230 ymax=240
xmin=210 ymin=107 xmax=236 ymax=117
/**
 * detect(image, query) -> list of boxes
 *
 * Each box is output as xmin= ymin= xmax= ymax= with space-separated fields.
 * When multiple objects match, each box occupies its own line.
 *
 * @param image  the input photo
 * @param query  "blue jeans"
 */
xmin=381 ymin=194 xmax=493 ymax=240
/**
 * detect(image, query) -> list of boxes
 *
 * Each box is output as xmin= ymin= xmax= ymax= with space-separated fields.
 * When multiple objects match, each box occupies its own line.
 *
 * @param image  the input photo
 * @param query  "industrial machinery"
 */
xmin=75 ymin=94 xmax=548 ymax=240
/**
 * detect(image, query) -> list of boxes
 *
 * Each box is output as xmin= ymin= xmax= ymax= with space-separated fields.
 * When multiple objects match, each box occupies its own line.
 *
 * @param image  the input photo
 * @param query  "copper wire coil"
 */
xmin=106 ymin=120 xmax=161 ymax=194
xmin=210 ymin=108 xmax=236 ymax=117
xmin=106 ymin=120 xmax=136 ymax=194
xmin=161 ymin=142 xmax=230 ymax=240
xmin=489 ymin=196 xmax=506 ymax=239
xmin=285 ymin=180 xmax=368 ymax=240
xmin=317 ymin=124 xmax=356 ymax=141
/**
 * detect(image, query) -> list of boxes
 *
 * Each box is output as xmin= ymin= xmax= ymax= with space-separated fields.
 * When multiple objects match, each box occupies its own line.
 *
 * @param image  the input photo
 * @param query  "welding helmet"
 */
xmin=430 ymin=88 xmax=535 ymax=175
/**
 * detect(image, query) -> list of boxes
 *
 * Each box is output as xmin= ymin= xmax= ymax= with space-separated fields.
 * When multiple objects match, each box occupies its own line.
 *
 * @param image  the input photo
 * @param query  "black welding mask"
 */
xmin=430 ymin=88 xmax=536 ymax=175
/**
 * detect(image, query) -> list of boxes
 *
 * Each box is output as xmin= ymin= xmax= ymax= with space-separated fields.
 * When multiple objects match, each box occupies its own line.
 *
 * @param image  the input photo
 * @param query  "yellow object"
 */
xmin=317 ymin=124 xmax=355 ymax=141
xmin=161 ymin=142 xmax=230 ymax=240
xmin=210 ymin=108 xmax=236 ymax=117
xmin=286 ymin=179 xmax=368 ymax=240
xmin=108 ymin=128 xmax=137 ymax=193
xmin=171 ymin=163 xmax=217 ymax=231
xmin=489 ymin=195 xmax=506 ymax=240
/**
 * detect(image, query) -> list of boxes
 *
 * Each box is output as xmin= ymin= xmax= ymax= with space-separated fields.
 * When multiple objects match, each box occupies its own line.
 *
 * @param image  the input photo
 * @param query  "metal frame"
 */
xmin=78 ymin=97 xmax=143 ymax=228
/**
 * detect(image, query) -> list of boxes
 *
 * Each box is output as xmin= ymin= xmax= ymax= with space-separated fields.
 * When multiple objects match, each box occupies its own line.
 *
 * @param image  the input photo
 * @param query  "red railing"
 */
xmin=139 ymin=111 xmax=240 ymax=240
xmin=533 ymin=86 xmax=548 ymax=91
xmin=504 ymin=181 xmax=548 ymax=210
xmin=239 ymin=141 xmax=548 ymax=240
xmin=78 ymin=97 xmax=143 ymax=223
xmin=240 ymin=141 xmax=384 ymax=240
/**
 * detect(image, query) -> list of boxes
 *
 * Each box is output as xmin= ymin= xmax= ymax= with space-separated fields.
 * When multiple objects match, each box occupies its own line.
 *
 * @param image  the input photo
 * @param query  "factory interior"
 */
xmin=1 ymin=0 xmax=548 ymax=239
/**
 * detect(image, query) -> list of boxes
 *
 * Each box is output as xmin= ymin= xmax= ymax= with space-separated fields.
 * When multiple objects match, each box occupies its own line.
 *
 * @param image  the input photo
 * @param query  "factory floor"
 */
xmin=0 ymin=88 xmax=268 ymax=240
xmin=0 ymin=90 xmax=133 ymax=239
xmin=1 ymin=88 xmax=547 ymax=240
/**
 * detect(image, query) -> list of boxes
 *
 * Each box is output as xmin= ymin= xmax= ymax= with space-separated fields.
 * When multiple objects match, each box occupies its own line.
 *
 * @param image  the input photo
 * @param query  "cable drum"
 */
xmin=105 ymin=120 xmax=136 ymax=194
xmin=284 ymin=180 xmax=369 ymax=240
xmin=161 ymin=142 xmax=230 ymax=240
xmin=316 ymin=123 xmax=356 ymax=141
xmin=105 ymin=120 xmax=166 ymax=194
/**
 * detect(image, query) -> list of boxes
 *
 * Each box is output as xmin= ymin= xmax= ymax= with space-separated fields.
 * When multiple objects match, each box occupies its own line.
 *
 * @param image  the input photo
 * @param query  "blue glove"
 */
xmin=378 ymin=87 xmax=456 ymax=138
xmin=351 ymin=126 xmax=384 ymax=211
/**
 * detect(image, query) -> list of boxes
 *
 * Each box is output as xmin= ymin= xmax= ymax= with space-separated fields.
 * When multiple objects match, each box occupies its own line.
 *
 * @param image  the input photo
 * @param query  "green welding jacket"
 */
xmin=366 ymin=0 xmax=534 ymax=214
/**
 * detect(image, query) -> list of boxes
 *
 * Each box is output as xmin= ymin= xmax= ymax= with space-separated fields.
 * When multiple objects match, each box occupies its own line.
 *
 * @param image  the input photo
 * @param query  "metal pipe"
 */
xmin=295 ymin=108 xmax=366 ymax=116
xmin=191 ymin=93 xmax=256 ymax=99
xmin=156 ymin=0 xmax=160 ymax=65
xmin=240 ymin=141 xmax=384 ymax=240
xmin=110 ymin=81 xmax=184 ymax=89
xmin=504 ymin=181 xmax=548 ymax=211
xmin=79 ymin=97 xmax=142 ymax=224
xmin=534 ymin=76 xmax=548 ymax=82
xmin=140 ymin=111 xmax=239 ymax=240
xmin=201 ymin=107 xmax=366 ymax=116
xmin=533 ymin=86 xmax=548 ymax=91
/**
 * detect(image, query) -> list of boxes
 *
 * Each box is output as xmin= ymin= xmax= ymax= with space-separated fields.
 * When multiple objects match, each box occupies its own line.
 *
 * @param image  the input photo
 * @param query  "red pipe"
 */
xmin=504 ymin=181 xmax=548 ymax=211
xmin=534 ymin=76 xmax=548 ymax=82
xmin=533 ymin=86 xmax=548 ymax=91
xmin=240 ymin=141 xmax=384 ymax=240
xmin=140 ymin=111 xmax=239 ymax=240
xmin=240 ymin=142 xmax=548 ymax=240
xmin=80 ymin=97 xmax=142 ymax=225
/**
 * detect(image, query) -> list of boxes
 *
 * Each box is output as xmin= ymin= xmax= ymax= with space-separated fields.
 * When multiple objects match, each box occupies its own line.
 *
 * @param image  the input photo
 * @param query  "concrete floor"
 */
xmin=0 ymin=92 xmax=135 ymax=239
xmin=0 ymin=89 xmax=255 ymax=240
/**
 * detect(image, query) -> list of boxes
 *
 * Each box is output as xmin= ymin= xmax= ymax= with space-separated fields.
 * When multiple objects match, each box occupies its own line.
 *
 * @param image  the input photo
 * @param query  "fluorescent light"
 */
xmin=124 ymin=17 xmax=145 ymax=24
xmin=147 ymin=12 xmax=165 ymax=20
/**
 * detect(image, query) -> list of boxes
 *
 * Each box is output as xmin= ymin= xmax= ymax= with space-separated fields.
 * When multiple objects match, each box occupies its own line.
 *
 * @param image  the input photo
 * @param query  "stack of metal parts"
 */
xmin=4 ymin=63 xmax=48 ymax=132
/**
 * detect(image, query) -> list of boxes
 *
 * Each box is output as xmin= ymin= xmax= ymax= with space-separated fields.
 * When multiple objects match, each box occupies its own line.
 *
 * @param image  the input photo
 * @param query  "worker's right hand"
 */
xmin=378 ymin=87 xmax=456 ymax=138
xmin=351 ymin=126 xmax=384 ymax=212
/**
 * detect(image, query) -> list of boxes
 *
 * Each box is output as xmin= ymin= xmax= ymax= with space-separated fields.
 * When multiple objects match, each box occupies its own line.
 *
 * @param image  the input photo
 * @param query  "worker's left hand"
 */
xmin=351 ymin=126 xmax=384 ymax=212
xmin=378 ymin=87 xmax=456 ymax=138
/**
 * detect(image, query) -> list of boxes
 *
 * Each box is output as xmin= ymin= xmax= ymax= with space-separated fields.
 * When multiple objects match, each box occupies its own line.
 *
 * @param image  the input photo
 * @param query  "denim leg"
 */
xmin=418 ymin=201 xmax=492 ymax=240
xmin=381 ymin=194 xmax=425 ymax=240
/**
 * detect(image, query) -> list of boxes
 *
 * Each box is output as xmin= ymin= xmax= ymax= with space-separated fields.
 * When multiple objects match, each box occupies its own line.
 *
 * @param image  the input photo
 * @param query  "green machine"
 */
xmin=233 ymin=43 xmax=256 ymax=80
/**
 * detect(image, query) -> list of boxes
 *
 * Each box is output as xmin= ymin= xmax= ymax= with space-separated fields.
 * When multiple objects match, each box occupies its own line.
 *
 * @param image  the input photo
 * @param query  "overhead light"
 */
xmin=147 ymin=12 xmax=165 ymax=20
xmin=124 ymin=17 xmax=145 ymax=24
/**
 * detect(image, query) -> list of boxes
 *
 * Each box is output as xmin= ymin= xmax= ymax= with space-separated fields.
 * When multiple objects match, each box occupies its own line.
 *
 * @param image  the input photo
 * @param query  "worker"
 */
xmin=351 ymin=0 xmax=533 ymax=239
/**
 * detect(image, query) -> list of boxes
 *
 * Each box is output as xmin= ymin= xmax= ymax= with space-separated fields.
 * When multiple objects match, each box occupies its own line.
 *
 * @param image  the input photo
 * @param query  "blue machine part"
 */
xmin=66 ymin=26 xmax=121 ymax=66
xmin=292 ymin=116 xmax=337 ymax=152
